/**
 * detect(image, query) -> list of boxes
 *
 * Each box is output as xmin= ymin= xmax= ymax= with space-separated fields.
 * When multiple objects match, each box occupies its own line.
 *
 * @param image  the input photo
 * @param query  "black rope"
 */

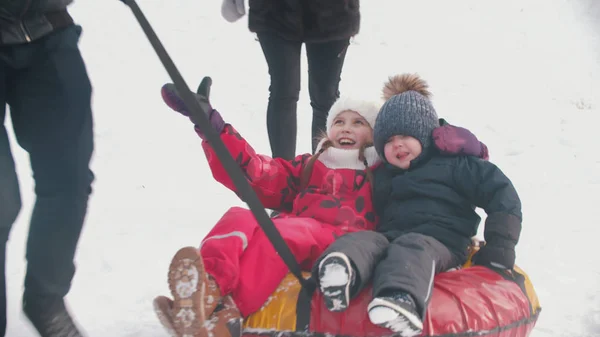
xmin=120 ymin=0 xmax=312 ymax=290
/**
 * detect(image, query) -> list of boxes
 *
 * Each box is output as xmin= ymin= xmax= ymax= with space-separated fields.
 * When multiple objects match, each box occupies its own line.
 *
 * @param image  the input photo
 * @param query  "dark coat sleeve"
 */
xmin=452 ymin=156 xmax=522 ymax=248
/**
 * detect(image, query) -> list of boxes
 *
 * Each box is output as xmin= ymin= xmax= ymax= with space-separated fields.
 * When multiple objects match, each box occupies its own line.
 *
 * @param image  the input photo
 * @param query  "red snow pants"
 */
xmin=199 ymin=207 xmax=344 ymax=317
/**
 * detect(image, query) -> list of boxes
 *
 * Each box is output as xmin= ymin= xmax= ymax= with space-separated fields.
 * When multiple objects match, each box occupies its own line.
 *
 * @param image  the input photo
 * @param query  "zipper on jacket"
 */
xmin=19 ymin=0 xmax=33 ymax=42
xmin=20 ymin=21 xmax=31 ymax=42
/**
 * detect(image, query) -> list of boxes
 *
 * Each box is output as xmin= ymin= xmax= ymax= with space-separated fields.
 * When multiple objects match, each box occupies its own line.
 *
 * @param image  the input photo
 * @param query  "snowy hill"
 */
xmin=4 ymin=0 xmax=599 ymax=336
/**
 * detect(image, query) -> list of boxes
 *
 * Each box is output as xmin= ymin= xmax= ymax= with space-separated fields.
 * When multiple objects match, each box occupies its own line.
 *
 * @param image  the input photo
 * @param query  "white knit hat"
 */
xmin=326 ymin=96 xmax=382 ymax=134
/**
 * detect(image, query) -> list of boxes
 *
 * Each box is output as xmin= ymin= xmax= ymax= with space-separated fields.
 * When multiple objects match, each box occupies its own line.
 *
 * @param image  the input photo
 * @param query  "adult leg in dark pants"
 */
xmin=306 ymin=39 xmax=349 ymax=153
xmin=313 ymin=231 xmax=388 ymax=312
xmin=369 ymin=233 xmax=462 ymax=336
xmin=257 ymin=33 xmax=302 ymax=160
xmin=0 ymin=78 xmax=23 ymax=337
xmin=0 ymin=24 xmax=94 ymax=336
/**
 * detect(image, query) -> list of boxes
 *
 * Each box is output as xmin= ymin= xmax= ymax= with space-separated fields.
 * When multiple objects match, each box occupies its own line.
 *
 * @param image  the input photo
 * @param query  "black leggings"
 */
xmin=258 ymin=32 xmax=349 ymax=160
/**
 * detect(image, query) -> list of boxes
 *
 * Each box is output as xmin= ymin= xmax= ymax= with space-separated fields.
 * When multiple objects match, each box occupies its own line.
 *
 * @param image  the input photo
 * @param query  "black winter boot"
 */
xmin=23 ymin=295 xmax=84 ymax=337
xmin=368 ymin=292 xmax=422 ymax=337
xmin=317 ymin=252 xmax=355 ymax=312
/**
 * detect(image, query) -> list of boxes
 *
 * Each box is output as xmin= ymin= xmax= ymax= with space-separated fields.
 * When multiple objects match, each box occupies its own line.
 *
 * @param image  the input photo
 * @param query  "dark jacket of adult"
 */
xmin=248 ymin=0 xmax=360 ymax=42
xmin=0 ymin=0 xmax=74 ymax=45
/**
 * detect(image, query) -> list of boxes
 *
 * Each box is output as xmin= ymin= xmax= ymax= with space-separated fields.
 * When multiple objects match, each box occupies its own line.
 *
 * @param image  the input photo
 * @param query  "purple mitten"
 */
xmin=432 ymin=124 xmax=489 ymax=160
xmin=161 ymin=80 xmax=225 ymax=140
xmin=161 ymin=83 xmax=194 ymax=117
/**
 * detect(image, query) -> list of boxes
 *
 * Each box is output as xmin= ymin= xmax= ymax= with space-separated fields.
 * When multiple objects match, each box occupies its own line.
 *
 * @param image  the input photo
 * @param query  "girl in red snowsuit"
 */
xmin=153 ymin=77 xmax=487 ymax=337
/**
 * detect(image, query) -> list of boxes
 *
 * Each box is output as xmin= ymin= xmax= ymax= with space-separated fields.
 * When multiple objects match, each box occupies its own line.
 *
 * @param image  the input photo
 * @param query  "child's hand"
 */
xmin=432 ymin=124 xmax=489 ymax=160
xmin=472 ymin=242 xmax=515 ymax=270
xmin=161 ymin=77 xmax=213 ymax=119
xmin=161 ymin=77 xmax=225 ymax=139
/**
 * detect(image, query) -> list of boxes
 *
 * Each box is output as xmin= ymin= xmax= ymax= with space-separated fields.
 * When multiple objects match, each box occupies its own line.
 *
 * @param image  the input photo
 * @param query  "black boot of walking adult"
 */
xmin=23 ymin=294 xmax=84 ymax=337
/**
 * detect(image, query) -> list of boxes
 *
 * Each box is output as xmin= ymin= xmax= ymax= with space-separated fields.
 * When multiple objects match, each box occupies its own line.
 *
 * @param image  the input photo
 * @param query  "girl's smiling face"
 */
xmin=328 ymin=110 xmax=373 ymax=150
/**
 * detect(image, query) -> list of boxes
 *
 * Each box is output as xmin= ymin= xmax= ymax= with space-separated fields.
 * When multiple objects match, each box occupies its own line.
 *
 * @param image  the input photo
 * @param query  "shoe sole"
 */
xmin=368 ymin=297 xmax=423 ymax=332
xmin=318 ymin=252 xmax=353 ymax=312
xmin=168 ymin=246 xmax=208 ymax=337
xmin=211 ymin=296 xmax=243 ymax=337
xmin=153 ymin=296 xmax=177 ymax=337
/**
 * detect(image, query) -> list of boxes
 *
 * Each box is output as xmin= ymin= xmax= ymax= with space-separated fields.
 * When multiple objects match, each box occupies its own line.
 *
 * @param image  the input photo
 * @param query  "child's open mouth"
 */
xmin=396 ymin=152 xmax=409 ymax=161
xmin=338 ymin=138 xmax=356 ymax=146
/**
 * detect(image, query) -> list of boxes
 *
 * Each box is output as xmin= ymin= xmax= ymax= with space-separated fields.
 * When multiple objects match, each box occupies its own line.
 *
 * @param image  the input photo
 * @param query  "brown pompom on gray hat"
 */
xmin=373 ymin=73 xmax=440 ymax=160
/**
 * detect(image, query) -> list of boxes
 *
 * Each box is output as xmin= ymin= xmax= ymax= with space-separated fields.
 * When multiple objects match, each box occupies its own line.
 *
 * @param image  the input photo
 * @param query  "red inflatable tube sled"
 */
xmin=243 ymin=256 xmax=541 ymax=337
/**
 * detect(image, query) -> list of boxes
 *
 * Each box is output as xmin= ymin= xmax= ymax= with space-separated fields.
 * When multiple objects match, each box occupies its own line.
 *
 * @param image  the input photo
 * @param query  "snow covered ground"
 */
xmin=4 ymin=0 xmax=599 ymax=336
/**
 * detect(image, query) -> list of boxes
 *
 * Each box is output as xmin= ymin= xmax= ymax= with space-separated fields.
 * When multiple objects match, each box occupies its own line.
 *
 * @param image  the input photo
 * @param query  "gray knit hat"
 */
xmin=373 ymin=74 xmax=440 ymax=160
